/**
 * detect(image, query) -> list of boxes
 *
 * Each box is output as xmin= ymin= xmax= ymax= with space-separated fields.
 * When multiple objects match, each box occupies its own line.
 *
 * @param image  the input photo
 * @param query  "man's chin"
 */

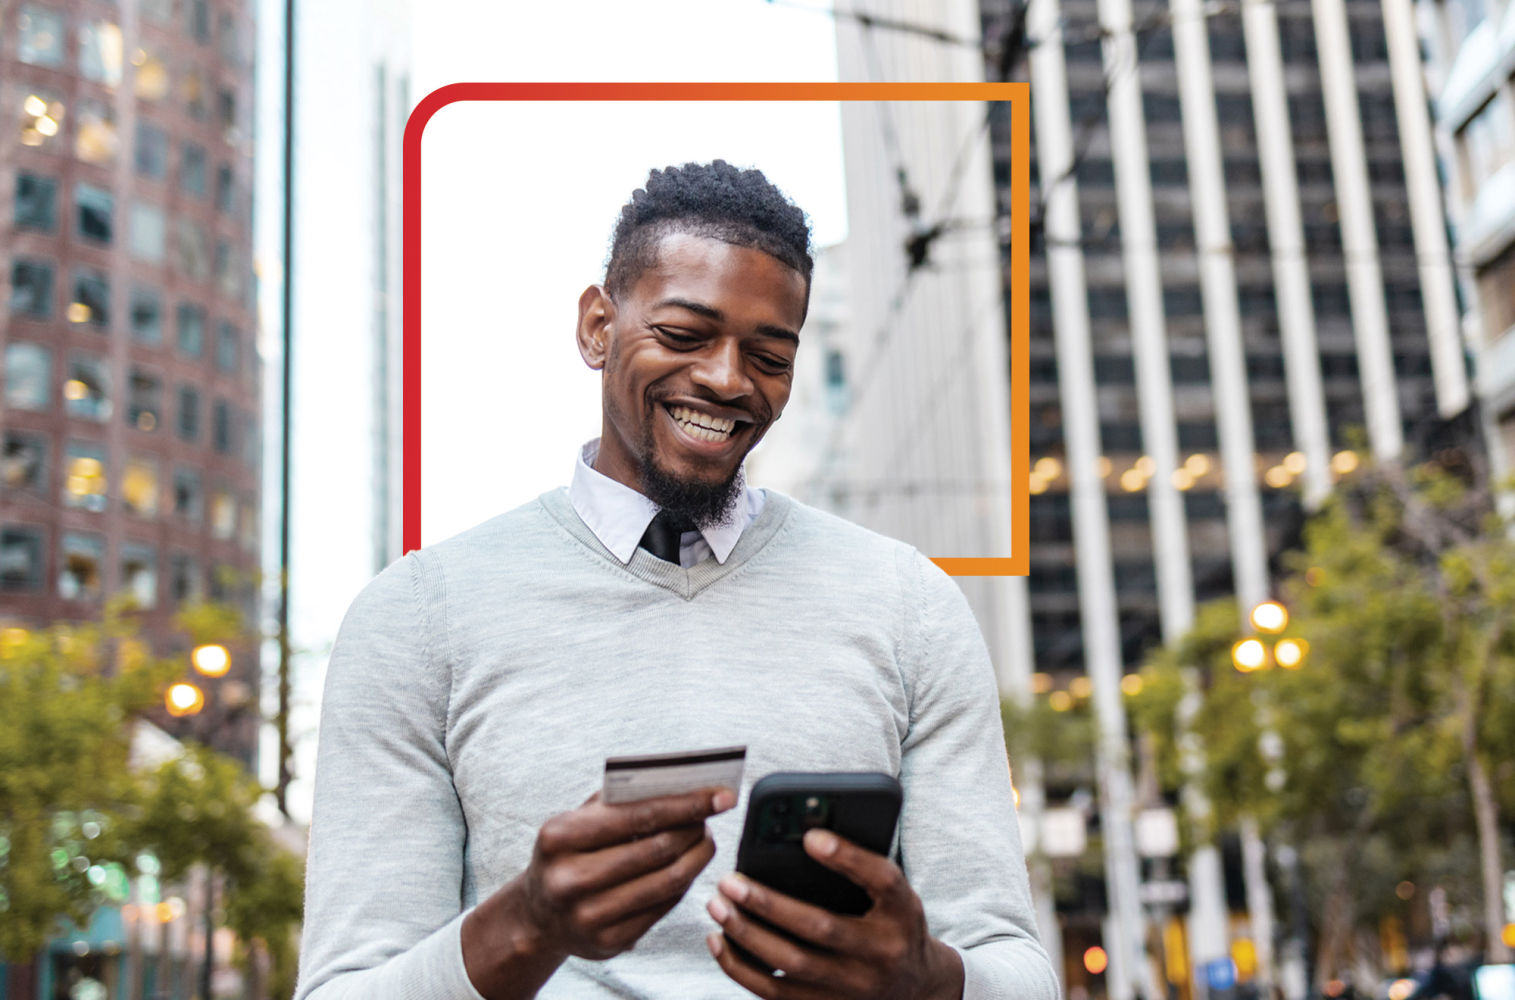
xmin=638 ymin=457 xmax=744 ymax=529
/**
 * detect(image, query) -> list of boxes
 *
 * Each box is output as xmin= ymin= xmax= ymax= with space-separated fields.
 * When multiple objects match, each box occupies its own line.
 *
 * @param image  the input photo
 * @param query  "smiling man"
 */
xmin=295 ymin=162 xmax=1056 ymax=1000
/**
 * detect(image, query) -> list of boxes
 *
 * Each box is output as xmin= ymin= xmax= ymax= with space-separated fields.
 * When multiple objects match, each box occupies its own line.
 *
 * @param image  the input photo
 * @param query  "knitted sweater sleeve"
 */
xmin=294 ymin=554 xmax=487 ymax=1000
xmin=896 ymin=549 xmax=1060 ymax=1000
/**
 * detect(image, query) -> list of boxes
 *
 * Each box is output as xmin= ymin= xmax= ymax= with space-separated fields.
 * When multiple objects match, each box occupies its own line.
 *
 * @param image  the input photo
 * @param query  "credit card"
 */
xmin=602 ymin=745 xmax=747 ymax=805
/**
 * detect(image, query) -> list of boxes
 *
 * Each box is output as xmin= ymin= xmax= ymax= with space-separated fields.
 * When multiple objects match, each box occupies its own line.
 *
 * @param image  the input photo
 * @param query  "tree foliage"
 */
xmin=0 ymin=602 xmax=305 ymax=982
xmin=0 ymin=605 xmax=175 ymax=961
xmin=1129 ymin=459 xmax=1515 ymax=966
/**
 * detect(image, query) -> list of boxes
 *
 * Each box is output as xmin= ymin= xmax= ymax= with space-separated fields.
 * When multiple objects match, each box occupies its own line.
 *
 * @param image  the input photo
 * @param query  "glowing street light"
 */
xmin=191 ymin=643 xmax=230 ymax=678
xmin=1232 ymin=638 xmax=1269 ymax=673
xmin=165 ymin=682 xmax=204 ymax=717
xmin=1274 ymin=638 xmax=1308 ymax=669
xmin=1250 ymin=601 xmax=1288 ymax=634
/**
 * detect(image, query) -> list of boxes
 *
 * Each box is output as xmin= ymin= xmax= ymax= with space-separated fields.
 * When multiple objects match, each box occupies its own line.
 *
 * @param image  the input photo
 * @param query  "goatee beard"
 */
xmin=637 ymin=450 xmax=744 ymax=529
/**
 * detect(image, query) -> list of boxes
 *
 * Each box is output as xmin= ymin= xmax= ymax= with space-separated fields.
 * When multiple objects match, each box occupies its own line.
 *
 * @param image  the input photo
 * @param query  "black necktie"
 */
xmin=639 ymin=510 xmax=693 ymax=564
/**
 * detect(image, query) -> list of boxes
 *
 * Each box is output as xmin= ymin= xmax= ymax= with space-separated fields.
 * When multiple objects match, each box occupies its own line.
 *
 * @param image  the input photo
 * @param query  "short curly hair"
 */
xmin=604 ymin=161 xmax=814 ymax=307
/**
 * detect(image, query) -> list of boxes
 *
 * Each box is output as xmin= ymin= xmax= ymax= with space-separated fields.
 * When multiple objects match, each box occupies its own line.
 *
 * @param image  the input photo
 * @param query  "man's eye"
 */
xmin=754 ymin=355 xmax=792 ymax=374
xmin=655 ymin=327 xmax=700 ymax=346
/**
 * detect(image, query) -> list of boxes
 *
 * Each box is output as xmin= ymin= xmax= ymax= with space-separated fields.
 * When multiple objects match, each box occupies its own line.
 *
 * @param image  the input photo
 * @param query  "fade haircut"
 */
xmin=604 ymin=160 xmax=814 ymax=309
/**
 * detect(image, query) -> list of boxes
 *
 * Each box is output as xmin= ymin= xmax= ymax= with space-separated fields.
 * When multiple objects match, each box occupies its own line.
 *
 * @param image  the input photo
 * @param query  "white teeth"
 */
xmin=668 ymin=405 xmax=736 ymax=440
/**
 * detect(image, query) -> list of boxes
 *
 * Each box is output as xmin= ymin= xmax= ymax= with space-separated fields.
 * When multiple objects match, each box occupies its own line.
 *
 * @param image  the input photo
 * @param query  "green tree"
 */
xmin=0 ymin=607 xmax=175 ymax=965
xmin=125 ymin=745 xmax=304 ymax=999
xmin=1130 ymin=459 xmax=1515 ymax=974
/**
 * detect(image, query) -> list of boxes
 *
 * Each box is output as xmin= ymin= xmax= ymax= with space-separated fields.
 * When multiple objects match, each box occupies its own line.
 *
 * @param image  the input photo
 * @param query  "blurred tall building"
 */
xmin=1420 ymin=0 xmax=1515 ymax=482
xmin=279 ymin=0 xmax=409 ymax=822
xmin=781 ymin=0 xmax=1480 ymax=996
xmin=1 ymin=0 xmax=261 ymax=764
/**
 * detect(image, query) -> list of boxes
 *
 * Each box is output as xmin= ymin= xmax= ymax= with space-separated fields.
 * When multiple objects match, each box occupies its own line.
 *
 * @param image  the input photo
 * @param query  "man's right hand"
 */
xmin=462 ymin=786 xmax=736 ymax=1000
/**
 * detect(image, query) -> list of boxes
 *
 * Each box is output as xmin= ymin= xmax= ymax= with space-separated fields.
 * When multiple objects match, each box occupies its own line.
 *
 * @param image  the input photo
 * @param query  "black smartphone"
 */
xmin=728 ymin=772 xmax=902 ymax=970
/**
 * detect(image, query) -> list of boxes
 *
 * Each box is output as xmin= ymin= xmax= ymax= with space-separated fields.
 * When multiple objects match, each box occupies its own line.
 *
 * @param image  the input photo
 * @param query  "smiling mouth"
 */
xmin=665 ymin=404 xmax=744 ymax=444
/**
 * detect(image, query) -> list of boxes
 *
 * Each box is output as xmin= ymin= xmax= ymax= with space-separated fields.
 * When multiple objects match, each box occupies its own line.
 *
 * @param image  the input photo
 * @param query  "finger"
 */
xmin=801 ymin=829 xmax=907 ymax=903
xmin=713 ymin=874 xmax=869 ymax=956
xmin=705 ymin=928 xmax=845 ymax=1000
xmin=570 ymin=829 xmax=717 ymax=929
xmin=557 ymin=822 xmax=708 ymax=900
xmin=572 ymin=892 xmax=683 ymax=960
xmin=540 ymin=787 xmax=736 ymax=854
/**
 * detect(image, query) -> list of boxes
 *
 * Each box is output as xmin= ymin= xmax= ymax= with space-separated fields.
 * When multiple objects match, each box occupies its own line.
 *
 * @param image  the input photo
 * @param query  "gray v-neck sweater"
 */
xmin=295 ymin=489 xmax=1056 ymax=1000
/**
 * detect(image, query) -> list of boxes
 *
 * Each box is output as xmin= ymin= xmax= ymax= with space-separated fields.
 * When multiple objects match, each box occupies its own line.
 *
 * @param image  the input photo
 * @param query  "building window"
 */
xmin=15 ymin=173 xmax=58 ymax=231
xmin=1460 ymin=91 xmax=1515 ymax=193
xmin=174 ymin=218 xmax=210 ymax=281
xmin=74 ymin=101 xmax=118 ymax=165
xmin=214 ymin=165 xmax=234 ymax=213
xmin=142 ymin=0 xmax=173 ymax=25
xmin=135 ymin=121 xmax=168 ymax=177
xmin=59 ymin=532 xmax=105 ymax=602
xmin=216 ymin=323 xmax=239 ymax=373
xmin=129 ymin=201 xmax=165 ymax=262
xmin=0 ymin=526 xmax=45 ymax=592
xmin=76 ymin=184 xmax=114 ymax=244
xmin=64 ymin=355 xmax=111 ymax=422
xmin=120 ymin=542 xmax=157 ymax=609
xmin=176 ymin=385 xmax=200 ymax=441
xmin=212 ymin=399 xmax=233 ymax=454
xmin=240 ymin=497 xmax=257 ymax=550
xmin=173 ymin=467 xmax=202 ymax=523
xmin=169 ymin=551 xmax=200 ymax=604
xmin=10 ymin=259 xmax=53 ymax=319
xmin=70 ymin=268 xmax=110 ymax=329
xmin=181 ymin=143 xmax=207 ymax=196
xmin=62 ymin=442 xmax=107 ymax=512
xmin=134 ymin=50 xmax=170 ymax=101
xmin=18 ymin=90 xmax=63 ymax=149
xmin=128 ymin=367 xmax=162 ymax=431
xmin=218 ymin=12 xmax=238 ymax=64
xmin=188 ymin=0 xmax=210 ymax=41
xmin=18 ymin=6 xmax=65 ymax=67
xmin=214 ymin=241 xmax=241 ymax=299
xmin=78 ymin=21 xmax=124 ymax=85
xmin=121 ymin=457 xmax=159 ymax=517
xmin=2 ymin=432 xmax=48 ymax=494
xmin=4 ymin=343 xmax=51 ymax=411
xmin=216 ymin=89 xmax=236 ymax=137
xmin=130 ymin=286 xmax=162 ymax=344
xmin=176 ymin=302 xmax=204 ymax=357
xmin=210 ymin=490 xmax=236 ymax=539
xmin=1476 ymin=242 xmax=1515 ymax=340
xmin=183 ymin=66 xmax=207 ymax=120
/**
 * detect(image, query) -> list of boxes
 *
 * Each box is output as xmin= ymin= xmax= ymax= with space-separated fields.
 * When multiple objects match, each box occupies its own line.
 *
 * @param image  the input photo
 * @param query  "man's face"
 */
xmin=576 ymin=233 xmax=807 ymax=524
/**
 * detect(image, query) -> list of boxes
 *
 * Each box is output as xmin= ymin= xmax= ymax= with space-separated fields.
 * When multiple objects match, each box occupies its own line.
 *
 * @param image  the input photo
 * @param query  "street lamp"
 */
xmin=191 ymin=643 xmax=230 ymax=678
xmin=1232 ymin=602 xmax=1308 ymax=673
xmin=164 ymin=682 xmax=204 ymax=717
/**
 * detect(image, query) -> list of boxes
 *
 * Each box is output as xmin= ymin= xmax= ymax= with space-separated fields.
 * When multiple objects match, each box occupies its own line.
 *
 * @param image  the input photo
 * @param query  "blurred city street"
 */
xmin=2 ymin=0 xmax=1514 ymax=998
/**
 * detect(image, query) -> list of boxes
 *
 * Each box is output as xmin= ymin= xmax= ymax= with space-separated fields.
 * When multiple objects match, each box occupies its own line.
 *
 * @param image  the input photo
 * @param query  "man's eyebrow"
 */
xmin=654 ymin=297 xmax=800 ymax=344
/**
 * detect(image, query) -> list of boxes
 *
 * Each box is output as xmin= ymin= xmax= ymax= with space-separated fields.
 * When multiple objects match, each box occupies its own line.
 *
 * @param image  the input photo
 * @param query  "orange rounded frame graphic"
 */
xmin=402 ymin=81 xmax=1029 ymax=576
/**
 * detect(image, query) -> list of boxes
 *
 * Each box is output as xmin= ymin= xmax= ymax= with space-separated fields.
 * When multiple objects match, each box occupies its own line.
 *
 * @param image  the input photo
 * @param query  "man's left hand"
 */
xmin=704 ymin=829 xmax=964 ymax=1000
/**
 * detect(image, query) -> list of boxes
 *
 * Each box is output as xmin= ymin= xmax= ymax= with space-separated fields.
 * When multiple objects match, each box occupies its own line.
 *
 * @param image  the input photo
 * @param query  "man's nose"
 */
xmin=690 ymin=339 xmax=753 ymax=399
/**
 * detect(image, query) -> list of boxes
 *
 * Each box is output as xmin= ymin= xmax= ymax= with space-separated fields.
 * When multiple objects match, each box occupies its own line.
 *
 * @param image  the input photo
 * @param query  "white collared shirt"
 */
xmin=567 ymin=439 xmax=765 ymax=568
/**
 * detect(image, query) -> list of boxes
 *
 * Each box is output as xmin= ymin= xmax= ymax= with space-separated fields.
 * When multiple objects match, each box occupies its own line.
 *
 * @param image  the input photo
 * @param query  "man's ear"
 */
xmin=576 ymin=285 xmax=615 ymax=371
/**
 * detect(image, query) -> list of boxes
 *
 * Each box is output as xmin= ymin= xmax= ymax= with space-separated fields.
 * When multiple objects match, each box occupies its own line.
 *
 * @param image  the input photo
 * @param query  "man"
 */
xmin=296 ymin=161 xmax=1056 ymax=1000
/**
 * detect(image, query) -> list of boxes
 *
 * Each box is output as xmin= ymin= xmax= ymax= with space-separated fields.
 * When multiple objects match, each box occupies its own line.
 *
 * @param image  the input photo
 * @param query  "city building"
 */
xmin=777 ymin=0 xmax=1478 ymax=998
xmin=1 ymin=0 xmax=260 ymax=994
xmin=1420 ymin=0 xmax=1515 ymax=485
xmin=1 ymin=0 xmax=261 ymax=764
xmin=276 ymin=0 xmax=409 ymax=823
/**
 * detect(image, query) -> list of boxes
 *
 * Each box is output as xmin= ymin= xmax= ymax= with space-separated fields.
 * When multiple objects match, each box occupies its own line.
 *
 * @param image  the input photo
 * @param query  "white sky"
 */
xmin=261 ymin=0 xmax=848 ymax=822
xmin=412 ymin=9 xmax=849 ymax=543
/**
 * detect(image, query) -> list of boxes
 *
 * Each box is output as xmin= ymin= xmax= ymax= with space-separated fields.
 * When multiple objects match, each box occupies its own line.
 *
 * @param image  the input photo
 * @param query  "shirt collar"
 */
xmin=568 ymin=439 xmax=758 ymax=565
